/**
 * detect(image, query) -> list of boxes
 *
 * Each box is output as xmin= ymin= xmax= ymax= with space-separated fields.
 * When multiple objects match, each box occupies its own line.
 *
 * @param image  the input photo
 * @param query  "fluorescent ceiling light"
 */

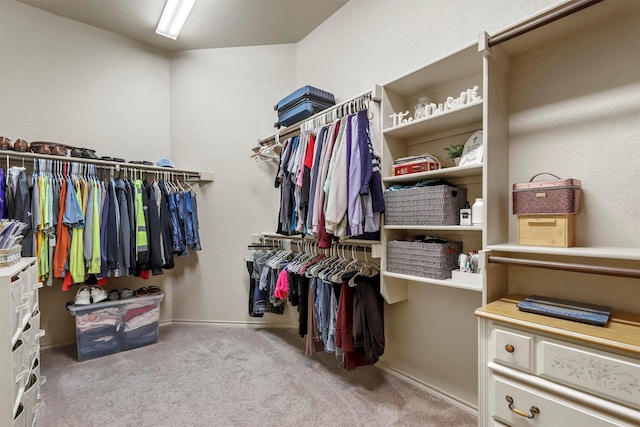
xmin=156 ymin=0 xmax=196 ymax=40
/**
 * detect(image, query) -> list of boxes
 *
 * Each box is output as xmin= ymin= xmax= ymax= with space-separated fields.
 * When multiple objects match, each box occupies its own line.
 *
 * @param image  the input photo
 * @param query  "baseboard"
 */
xmin=169 ymin=319 xmax=298 ymax=329
xmin=375 ymin=361 xmax=478 ymax=417
xmin=41 ymin=340 xmax=76 ymax=352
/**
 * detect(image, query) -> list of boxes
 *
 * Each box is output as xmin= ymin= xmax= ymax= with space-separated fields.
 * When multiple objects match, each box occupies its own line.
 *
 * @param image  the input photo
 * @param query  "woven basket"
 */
xmin=387 ymin=240 xmax=462 ymax=280
xmin=384 ymin=185 xmax=467 ymax=225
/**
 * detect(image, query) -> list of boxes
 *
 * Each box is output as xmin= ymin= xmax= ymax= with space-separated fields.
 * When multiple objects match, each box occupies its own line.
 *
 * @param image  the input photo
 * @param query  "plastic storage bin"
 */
xmin=67 ymin=293 xmax=163 ymax=361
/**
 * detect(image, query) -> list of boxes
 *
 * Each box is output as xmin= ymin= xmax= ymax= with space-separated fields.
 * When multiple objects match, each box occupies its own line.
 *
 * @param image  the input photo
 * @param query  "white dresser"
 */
xmin=1 ymin=258 xmax=45 ymax=427
xmin=477 ymin=297 xmax=640 ymax=427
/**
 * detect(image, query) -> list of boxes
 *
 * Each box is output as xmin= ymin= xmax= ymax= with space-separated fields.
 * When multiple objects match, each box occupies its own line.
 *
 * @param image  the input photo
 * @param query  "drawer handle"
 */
xmin=527 ymin=218 xmax=556 ymax=225
xmin=505 ymin=344 xmax=515 ymax=353
xmin=506 ymin=395 xmax=540 ymax=419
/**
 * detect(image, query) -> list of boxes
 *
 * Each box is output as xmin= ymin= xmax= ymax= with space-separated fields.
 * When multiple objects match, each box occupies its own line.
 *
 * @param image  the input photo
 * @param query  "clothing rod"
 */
xmin=258 ymin=232 xmax=379 ymax=247
xmin=487 ymin=255 xmax=640 ymax=279
xmin=259 ymin=89 xmax=379 ymax=146
xmin=259 ymin=236 xmax=373 ymax=252
xmin=488 ymin=0 xmax=602 ymax=47
xmin=3 ymin=151 xmax=207 ymax=181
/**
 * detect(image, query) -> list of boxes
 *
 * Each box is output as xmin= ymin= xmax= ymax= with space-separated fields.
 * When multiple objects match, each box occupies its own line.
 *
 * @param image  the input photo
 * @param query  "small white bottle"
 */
xmin=472 ymin=198 xmax=484 ymax=226
xmin=459 ymin=201 xmax=472 ymax=226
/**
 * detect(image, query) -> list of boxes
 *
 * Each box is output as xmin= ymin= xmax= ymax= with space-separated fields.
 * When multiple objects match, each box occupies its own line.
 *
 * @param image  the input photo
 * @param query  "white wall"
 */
xmin=168 ymin=44 xmax=299 ymax=325
xmin=297 ymin=0 xmax=561 ymax=101
xmin=0 ymin=0 xmax=174 ymax=346
xmin=0 ymin=1 xmax=171 ymax=160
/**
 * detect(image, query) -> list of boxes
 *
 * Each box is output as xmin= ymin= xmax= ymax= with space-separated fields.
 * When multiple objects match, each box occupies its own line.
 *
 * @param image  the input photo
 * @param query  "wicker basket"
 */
xmin=384 ymin=185 xmax=467 ymax=225
xmin=386 ymin=240 xmax=462 ymax=280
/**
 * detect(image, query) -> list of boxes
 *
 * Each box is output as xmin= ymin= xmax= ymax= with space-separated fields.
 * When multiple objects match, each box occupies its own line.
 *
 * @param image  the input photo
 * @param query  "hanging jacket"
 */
xmin=107 ymin=179 xmax=120 ymax=272
xmin=133 ymin=179 xmax=149 ymax=271
xmin=158 ymin=181 xmax=174 ymax=269
xmin=99 ymin=181 xmax=110 ymax=278
xmin=167 ymin=191 xmax=184 ymax=255
xmin=188 ymin=190 xmax=202 ymax=251
xmin=146 ymin=181 xmax=164 ymax=275
xmin=116 ymin=178 xmax=130 ymax=277
xmin=53 ymin=180 xmax=70 ymax=281
xmin=8 ymin=167 xmax=34 ymax=257
xmin=125 ymin=179 xmax=137 ymax=275
xmin=0 ymin=168 xmax=6 ymax=219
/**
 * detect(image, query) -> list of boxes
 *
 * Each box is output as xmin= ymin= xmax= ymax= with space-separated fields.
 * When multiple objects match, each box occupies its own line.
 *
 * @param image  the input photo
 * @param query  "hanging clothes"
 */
xmin=7 ymin=166 xmax=34 ymax=257
xmin=245 ymin=241 xmax=383 ymax=370
xmin=1 ymin=161 xmax=201 ymax=290
xmin=275 ymin=108 xmax=384 ymax=247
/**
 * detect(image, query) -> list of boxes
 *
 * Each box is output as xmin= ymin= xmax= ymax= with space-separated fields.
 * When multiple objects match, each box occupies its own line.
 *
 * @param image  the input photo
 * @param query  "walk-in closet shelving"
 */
xmin=380 ymin=42 xmax=485 ymax=304
xmin=372 ymin=42 xmax=487 ymax=415
xmin=476 ymin=1 xmax=640 ymax=425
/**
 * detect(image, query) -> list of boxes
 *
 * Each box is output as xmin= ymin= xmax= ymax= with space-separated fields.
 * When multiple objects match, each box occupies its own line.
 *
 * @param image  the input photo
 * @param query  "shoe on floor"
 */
xmin=108 ymin=290 xmax=120 ymax=301
xmin=74 ymin=286 xmax=91 ymax=305
xmin=120 ymin=288 xmax=134 ymax=299
xmin=90 ymin=286 xmax=108 ymax=303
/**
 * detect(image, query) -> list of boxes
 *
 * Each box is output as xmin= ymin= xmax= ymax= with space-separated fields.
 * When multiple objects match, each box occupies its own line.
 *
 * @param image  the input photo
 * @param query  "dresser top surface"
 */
xmin=476 ymin=295 xmax=640 ymax=355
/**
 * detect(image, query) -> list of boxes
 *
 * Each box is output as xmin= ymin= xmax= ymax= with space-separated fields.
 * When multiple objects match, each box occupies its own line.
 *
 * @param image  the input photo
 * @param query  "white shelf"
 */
xmin=382 ymin=271 xmax=483 ymax=292
xmin=383 ymin=225 xmax=482 ymax=232
xmin=383 ymin=100 xmax=483 ymax=140
xmin=383 ymin=163 xmax=482 ymax=183
xmin=486 ymin=243 xmax=640 ymax=261
xmin=382 ymin=43 xmax=481 ymax=95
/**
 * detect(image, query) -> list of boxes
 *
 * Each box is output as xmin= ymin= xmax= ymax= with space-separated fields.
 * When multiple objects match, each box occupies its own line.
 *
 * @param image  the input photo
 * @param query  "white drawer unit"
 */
xmin=493 ymin=375 xmax=630 ymax=427
xmin=0 ymin=258 xmax=45 ymax=427
xmin=538 ymin=339 xmax=640 ymax=409
xmin=493 ymin=327 xmax=534 ymax=373
xmin=477 ymin=297 xmax=640 ymax=427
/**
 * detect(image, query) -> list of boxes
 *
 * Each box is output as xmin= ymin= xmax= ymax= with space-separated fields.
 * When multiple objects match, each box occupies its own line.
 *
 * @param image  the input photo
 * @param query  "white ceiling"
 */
xmin=16 ymin=0 xmax=348 ymax=52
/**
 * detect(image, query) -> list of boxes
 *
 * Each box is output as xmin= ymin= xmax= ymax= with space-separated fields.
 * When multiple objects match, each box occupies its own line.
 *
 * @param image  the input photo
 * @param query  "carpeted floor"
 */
xmin=39 ymin=323 xmax=477 ymax=427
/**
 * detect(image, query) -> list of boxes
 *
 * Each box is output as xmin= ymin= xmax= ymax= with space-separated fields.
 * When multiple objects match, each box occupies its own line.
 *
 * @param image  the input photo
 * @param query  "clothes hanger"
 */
xmin=284 ymin=241 xmax=305 ymax=273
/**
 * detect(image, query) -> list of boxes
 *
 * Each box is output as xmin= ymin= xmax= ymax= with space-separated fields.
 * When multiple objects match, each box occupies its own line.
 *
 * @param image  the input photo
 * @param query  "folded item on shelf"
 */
xmin=393 ymin=152 xmax=442 ymax=165
xmin=517 ymin=295 xmax=611 ymax=326
xmin=385 ymin=179 xmax=454 ymax=191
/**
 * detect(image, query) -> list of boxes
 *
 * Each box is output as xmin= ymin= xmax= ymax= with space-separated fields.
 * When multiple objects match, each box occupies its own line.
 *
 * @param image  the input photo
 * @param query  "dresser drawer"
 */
xmin=539 ymin=339 xmax=640 ymax=410
xmin=493 ymin=375 xmax=630 ymax=426
xmin=493 ymin=327 xmax=534 ymax=372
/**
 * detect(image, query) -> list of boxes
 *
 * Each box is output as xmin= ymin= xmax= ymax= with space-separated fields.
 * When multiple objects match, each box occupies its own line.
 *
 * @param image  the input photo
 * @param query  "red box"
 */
xmin=393 ymin=159 xmax=440 ymax=176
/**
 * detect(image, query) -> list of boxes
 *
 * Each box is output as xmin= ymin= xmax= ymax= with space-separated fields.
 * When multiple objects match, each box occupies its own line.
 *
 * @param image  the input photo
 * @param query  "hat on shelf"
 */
xmin=155 ymin=158 xmax=174 ymax=168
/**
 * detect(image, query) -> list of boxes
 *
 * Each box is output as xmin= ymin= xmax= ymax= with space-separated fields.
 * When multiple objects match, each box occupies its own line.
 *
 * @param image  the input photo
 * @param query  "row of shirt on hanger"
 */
xmin=275 ymin=108 xmax=385 ymax=248
xmin=0 ymin=163 xmax=202 ymax=289
xmin=246 ymin=244 xmax=384 ymax=370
